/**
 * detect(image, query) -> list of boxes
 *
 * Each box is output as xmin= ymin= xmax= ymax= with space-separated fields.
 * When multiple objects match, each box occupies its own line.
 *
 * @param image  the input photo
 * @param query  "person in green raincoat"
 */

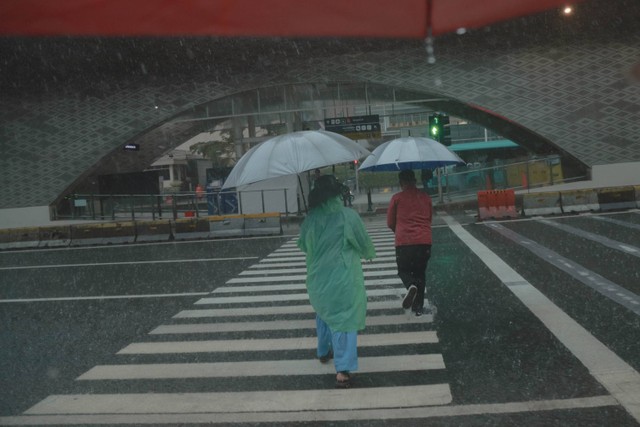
xmin=297 ymin=175 xmax=376 ymax=388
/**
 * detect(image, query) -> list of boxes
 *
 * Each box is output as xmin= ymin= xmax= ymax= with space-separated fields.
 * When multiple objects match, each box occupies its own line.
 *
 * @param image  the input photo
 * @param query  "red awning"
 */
xmin=0 ymin=0 xmax=580 ymax=38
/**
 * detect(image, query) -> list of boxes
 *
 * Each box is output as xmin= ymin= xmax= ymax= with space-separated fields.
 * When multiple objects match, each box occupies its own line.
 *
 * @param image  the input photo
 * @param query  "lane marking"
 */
xmin=0 ymin=234 xmax=290 ymax=255
xmin=486 ymin=223 xmax=640 ymax=315
xmin=77 ymin=354 xmax=445 ymax=380
xmin=0 ymin=292 xmax=210 ymax=304
xmin=150 ymin=313 xmax=430 ymax=334
xmin=117 ymin=331 xmax=439 ymax=354
xmin=0 ymin=396 xmax=617 ymax=425
xmin=250 ymin=256 xmax=397 ymax=268
xmin=538 ymin=219 xmax=640 ymax=257
xmin=590 ymin=215 xmax=640 ymax=231
xmin=442 ymin=214 xmax=640 ymax=423
xmin=265 ymin=249 xmax=395 ymax=259
xmin=0 ymin=257 xmax=259 ymax=271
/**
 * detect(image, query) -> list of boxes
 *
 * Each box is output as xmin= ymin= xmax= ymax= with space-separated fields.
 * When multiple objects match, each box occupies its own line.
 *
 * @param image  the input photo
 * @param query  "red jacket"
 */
xmin=387 ymin=186 xmax=432 ymax=246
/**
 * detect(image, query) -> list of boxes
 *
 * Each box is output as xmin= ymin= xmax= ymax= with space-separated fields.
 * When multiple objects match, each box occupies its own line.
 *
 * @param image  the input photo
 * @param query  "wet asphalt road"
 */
xmin=0 ymin=211 xmax=639 ymax=426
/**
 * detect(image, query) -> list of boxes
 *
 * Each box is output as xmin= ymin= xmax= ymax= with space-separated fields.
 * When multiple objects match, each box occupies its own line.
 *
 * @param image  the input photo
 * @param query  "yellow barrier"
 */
xmin=101 ymin=222 xmax=136 ymax=244
xmin=560 ymin=189 xmax=599 ymax=213
xmin=244 ymin=212 xmax=282 ymax=236
xmin=0 ymin=227 xmax=40 ymax=250
xmin=70 ymin=223 xmax=107 ymax=246
xmin=522 ymin=192 xmax=562 ymax=216
xmin=208 ymin=214 xmax=245 ymax=238
xmin=135 ymin=220 xmax=172 ymax=242
xmin=597 ymin=186 xmax=636 ymax=211
xmin=173 ymin=218 xmax=210 ymax=240
xmin=38 ymin=225 xmax=71 ymax=248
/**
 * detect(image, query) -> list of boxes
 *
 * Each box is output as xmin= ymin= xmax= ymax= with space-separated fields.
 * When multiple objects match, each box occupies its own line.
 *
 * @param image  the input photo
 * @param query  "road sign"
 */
xmin=324 ymin=115 xmax=381 ymax=140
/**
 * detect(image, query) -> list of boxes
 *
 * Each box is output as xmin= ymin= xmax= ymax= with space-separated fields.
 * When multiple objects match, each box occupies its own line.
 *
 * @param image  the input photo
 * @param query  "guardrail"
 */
xmin=0 ymin=213 xmax=282 ymax=250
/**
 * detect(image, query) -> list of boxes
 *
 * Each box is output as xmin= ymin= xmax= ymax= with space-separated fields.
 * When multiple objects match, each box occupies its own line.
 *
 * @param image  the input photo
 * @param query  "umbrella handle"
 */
xmin=297 ymin=175 xmax=308 ymax=213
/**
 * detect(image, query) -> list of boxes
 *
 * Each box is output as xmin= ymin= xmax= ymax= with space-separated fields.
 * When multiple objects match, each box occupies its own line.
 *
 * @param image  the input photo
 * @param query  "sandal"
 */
xmin=335 ymin=371 xmax=352 ymax=389
xmin=318 ymin=350 xmax=333 ymax=364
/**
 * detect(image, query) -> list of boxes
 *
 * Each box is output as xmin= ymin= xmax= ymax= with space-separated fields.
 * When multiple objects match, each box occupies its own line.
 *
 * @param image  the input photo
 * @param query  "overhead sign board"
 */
xmin=324 ymin=115 xmax=381 ymax=140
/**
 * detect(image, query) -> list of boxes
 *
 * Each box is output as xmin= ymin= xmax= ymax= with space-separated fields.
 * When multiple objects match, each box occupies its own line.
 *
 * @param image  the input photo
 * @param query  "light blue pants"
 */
xmin=315 ymin=315 xmax=358 ymax=373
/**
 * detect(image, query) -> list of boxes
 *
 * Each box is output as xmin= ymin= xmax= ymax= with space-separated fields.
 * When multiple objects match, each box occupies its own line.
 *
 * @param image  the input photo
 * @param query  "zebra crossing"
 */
xmin=19 ymin=224 xmax=452 ymax=424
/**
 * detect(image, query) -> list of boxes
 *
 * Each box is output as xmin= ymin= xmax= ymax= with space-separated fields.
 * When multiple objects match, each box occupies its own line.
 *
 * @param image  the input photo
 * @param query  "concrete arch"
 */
xmin=1 ymin=1 xmax=638 ymax=213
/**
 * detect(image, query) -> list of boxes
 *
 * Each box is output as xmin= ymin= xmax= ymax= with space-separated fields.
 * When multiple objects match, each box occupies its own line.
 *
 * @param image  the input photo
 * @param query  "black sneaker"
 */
xmin=402 ymin=285 xmax=417 ymax=309
xmin=414 ymin=308 xmax=423 ymax=317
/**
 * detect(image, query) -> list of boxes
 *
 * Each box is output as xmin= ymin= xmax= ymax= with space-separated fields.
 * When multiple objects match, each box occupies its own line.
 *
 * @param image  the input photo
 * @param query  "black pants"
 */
xmin=395 ymin=244 xmax=431 ymax=310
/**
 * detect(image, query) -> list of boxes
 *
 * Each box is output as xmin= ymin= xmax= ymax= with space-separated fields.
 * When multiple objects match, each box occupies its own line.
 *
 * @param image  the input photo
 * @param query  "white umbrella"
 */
xmin=222 ymin=130 xmax=370 ymax=189
xmin=358 ymin=136 xmax=465 ymax=172
xmin=358 ymin=136 xmax=465 ymax=204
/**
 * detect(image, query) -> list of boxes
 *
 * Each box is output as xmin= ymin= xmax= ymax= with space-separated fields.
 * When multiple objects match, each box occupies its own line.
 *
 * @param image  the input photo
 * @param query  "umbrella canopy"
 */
xmin=221 ymin=130 xmax=370 ymax=189
xmin=0 ymin=0 xmax=580 ymax=37
xmin=358 ymin=137 xmax=465 ymax=172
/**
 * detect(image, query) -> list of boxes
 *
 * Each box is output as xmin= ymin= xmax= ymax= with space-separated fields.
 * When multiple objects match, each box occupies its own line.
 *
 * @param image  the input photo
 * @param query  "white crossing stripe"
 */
xmin=250 ymin=256 xmax=397 ymax=268
xmin=78 ymin=354 xmax=445 ymax=380
xmin=194 ymin=288 xmax=401 ymax=304
xmin=240 ymin=262 xmax=398 ymax=275
xmin=173 ymin=300 xmax=401 ymax=318
xmin=227 ymin=269 xmax=397 ymax=284
xmin=214 ymin=278 xmax=402 ymax=294
xmin=117 ymin=331 xmax=439 ymax=354
xmin=150 ymin=314 xmax=430 ymax=334
xmin=24 ymin=384 xmax=452 ymax=415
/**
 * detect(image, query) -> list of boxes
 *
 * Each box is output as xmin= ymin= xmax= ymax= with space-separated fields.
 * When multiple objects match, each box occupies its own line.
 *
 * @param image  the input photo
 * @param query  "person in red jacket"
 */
xmin=386 ymin=169 xmax=433 ymax=316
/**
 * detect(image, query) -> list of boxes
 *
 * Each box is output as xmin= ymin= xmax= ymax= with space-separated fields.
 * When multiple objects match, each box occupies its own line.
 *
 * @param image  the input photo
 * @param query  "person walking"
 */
xmin=387 ymin=169 xmax=433 ymax=317
xmin=298 ymin=175 xmax=376 ymax=388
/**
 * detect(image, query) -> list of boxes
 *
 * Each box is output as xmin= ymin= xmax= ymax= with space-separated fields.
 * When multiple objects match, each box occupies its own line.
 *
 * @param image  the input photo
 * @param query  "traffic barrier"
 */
xmin=70 ymin=223 xmax=109 ymax=246
xmin=522 ymin=192 xmax=562 ymax=216
xmin=597 ymin=186 xmax=636 ymax=211
xmin=101 ymin=222 xmax=136 ymax=244
xmin=477 ymin=189 xmax=517 ymax=220
xmin=135 ymin=220 xmax=172 ymax=242
xmin=0 ymin=227 xmax=40 ymax=250
xmin=173 ymin=218 xmax=210 ymax=240
xmin=38 ymin=225 xmax=71 ymax=248
xmin=244 ymin=212 xmax=282 ymax=236
xmin=560 ymin=189 xmax=599 ymax=213
xmin=209 ymin=214 xmax=244 ymax=238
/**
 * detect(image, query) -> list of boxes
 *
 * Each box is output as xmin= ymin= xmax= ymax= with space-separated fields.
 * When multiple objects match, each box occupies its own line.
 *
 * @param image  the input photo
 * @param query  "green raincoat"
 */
xmin=297 ymin=197 xmax=376 ymax=332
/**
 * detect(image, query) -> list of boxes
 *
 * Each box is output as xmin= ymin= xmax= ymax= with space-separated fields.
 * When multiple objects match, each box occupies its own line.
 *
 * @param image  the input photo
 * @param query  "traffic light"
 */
xmin=428 ymin=113 xmax=451 ymax=146
xmin=428 ymin=114 xmax=441 ymax=141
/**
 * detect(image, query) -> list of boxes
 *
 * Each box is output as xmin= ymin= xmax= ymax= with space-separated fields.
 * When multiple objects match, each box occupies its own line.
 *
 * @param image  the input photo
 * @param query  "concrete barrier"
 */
xmin=101 ymin=222 xmax=136 ymax=244
xmin=135 ymin=220 xmax=172 ymax=242
xmin=522 ymin=192 xmax=562 ymax=216
xmin=38 ymin=225 xmax=71 ymax=248
xmin=70 ymin=223 xmax=108 ymax=246
xmin=597 ymin=186 xmax=636 ymax=211
xmin=0 ymin=227 xmax=40 ymax=250
xmin=244 ymin=213 xmax=282 ymax=236
xmin=560 ymin=189 xmax=599 ymax=213
xmin=173 ymin=218 xmax=211 ymax=240
xmin=209 ymin=214 xmax=244 ymax=238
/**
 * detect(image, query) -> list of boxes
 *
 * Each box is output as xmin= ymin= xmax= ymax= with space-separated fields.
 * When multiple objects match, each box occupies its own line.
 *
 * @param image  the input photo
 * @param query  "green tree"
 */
xmin=189 ymin=131 xmax=236 ymax=167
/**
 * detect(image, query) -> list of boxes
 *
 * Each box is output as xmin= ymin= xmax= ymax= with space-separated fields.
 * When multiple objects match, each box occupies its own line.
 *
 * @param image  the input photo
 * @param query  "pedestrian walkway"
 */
xmin=12 ymin=223 xmax=452 ymax=425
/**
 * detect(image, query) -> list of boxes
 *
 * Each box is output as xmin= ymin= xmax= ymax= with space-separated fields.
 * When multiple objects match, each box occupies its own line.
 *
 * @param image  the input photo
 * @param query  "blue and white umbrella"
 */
xmin=358 ymin=136 xmax=465 ymax=172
